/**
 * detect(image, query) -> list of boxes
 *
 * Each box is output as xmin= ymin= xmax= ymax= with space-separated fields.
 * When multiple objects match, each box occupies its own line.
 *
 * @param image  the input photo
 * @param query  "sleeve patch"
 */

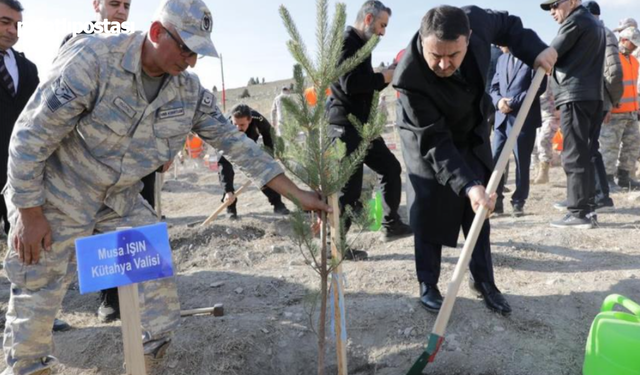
xmin=46 ymin=77 xmax=77 ymax=113
xmin=201 ymin=91 xmax=214 ymax=108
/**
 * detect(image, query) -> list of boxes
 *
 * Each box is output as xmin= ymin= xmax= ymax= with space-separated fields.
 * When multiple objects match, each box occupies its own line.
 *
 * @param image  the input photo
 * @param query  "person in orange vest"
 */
xmin=599 ymin=27 xmax=640 ymax=190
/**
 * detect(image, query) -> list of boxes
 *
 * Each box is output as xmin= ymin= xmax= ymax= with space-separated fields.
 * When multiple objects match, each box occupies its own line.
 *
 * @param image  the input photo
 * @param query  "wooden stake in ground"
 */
xmin=116 ymin=226 xmax=146 ymax=375
xmin=407 ymin=68 xmax=546 ymax=374
xmin=200 ymin=180 xmax=252 ymax=226
xmin=329 ymin=194 xmax=348 ymax=375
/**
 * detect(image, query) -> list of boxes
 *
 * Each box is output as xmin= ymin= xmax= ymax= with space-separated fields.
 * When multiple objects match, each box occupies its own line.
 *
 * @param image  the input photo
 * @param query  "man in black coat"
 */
xmin=540 ymin=0 xmax=606 ymax=229
xmin=393 ymin=5 xmax=557 ymax=315
xmin=220 ymin=104 xmax=290 ymax=219
xmin=327 ymin=0 xmax=412 ymax=257
xmin=0 ymin=0 xmax=38 ymax=236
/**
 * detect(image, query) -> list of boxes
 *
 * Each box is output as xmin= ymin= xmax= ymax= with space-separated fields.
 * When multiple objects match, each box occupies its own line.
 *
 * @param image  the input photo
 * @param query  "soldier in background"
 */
xmin=600 ymin=27 xmax=640 ymax=190
xmin=2 ymin=0 xmax=328 ymax=373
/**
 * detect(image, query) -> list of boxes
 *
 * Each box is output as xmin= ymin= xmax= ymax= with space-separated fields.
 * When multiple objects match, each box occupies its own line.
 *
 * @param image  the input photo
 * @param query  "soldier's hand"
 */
xmin=13 ymin=207 xmax=52 ymax=265
xmin=534 ymin=47 xmax=558 ymax=75
xmin=603 ymin=112 xmax=612 ymax=124
xmin=468 ymin=185 xmax=496 ymax=218
xmin=297 ymin=190 xmax=332 ymax=213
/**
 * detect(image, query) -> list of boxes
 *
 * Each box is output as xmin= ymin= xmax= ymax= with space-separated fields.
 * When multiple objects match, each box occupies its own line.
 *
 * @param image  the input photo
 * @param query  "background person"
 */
xmin=490 ymin=46 xmax=547 ymax=217
xmin=220 ymin=104 xmax=290 ymax=219
xmin=541 ymin=0 xmax=606 ymax=229
xmin=327 ymin=0 xmax=412 ymax=259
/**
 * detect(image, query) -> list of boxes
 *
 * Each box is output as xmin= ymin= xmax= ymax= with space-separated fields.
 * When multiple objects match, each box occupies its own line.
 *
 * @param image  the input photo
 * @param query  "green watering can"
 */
xmin=368 ymin=191 xmax=382 ymax=231
xmin=583 ymin=294 xmax=640 ymax=375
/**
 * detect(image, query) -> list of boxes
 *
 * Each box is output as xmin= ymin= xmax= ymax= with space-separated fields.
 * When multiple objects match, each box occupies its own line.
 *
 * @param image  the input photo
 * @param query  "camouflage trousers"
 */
xmin=599 ymin=112 xmax=640 ymax=175
xmin=2 ymin=199 xmax=180 ymax=375
xmin=533 ymin=116 xmax=560 ymax=163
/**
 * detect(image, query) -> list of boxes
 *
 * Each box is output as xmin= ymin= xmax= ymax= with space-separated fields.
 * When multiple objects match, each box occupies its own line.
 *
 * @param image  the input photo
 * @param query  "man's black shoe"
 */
xmin=98 ymin=289 xmax=120 ymax=323
xmin=470 ymin=281 xmax=512 ymax=315
xmin=273 ymin=204 xmax=290 ymax=215
xmin=343 ymin=249 xmax=368 ymax=261
xmin=419 ymin=283 xmax=443 ymax=312
xmin=382 ymin=221 xmax=413 ymax=242
xmin=52 ymin=318 xmax=72 ymax=332
xmin=550 ymin=213 xmax=593 ymax=229
xmin=595 ymin=197 xmax=615 ymax=213
xmin=511 ymin=204 xmax=524 ymax=218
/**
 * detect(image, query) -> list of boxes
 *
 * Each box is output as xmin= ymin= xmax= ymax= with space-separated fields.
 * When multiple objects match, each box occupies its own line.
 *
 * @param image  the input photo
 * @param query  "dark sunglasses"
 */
xmin=550 ymin=0 xmax=569 ymax=10
xmin=162 ymin=26 xmax=197 ymax=58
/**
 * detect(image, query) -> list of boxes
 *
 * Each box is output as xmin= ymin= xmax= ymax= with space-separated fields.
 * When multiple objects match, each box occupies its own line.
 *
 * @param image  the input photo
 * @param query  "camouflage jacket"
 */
xmin=6 ymin=32 xmax=283 ymax=224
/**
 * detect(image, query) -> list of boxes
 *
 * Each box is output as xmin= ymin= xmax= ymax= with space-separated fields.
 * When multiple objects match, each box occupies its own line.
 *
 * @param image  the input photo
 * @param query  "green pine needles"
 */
xmin=276 ymin=0 xmax=387 ymax=373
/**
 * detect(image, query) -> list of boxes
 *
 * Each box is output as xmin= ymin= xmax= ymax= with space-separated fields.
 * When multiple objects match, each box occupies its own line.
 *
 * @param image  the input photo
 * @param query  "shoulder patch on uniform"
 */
xmin=113 ymin=97 xmax=137 ymax=118
xmin=252 ymin=115 xmax=264 ymax=122
xmin=201 ymin=91 xmax=214 ymax=108
xmin=46 ymin=77 xmax=77 ymax=113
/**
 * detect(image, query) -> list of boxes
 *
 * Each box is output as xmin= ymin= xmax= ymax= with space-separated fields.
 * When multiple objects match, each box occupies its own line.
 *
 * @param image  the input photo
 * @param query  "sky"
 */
xmin=14 ymin=0 xmax=640 ymax=90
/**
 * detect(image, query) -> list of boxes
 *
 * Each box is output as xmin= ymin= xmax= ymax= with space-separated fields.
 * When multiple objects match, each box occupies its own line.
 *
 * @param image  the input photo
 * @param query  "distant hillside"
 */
xmin=214 ymin=77 xmax=397 ymax=122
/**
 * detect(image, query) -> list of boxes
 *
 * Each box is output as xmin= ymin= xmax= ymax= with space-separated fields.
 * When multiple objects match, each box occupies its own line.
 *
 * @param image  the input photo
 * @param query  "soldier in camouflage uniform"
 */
xmin=1 ymin=0 xmax=328 ymax=374
xmin=532 ymin=83 xmax=560 ymax=184
xmin=600 ymin=27 xmax=640 ymax=191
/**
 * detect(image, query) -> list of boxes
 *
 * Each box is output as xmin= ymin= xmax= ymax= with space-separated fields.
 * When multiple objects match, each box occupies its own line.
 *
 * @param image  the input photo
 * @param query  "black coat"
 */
xmin=327 ymin=26 xmax=388 ymax=127
xmin=393 ymin=6 xmax=547 ymax=247
xmin=219 ymin=110 xmax=274 ymax=192
xmin=1 ymin=49 xmax=39 ymax=189
xmin=549 ymin=5 xmax=605 ymax=107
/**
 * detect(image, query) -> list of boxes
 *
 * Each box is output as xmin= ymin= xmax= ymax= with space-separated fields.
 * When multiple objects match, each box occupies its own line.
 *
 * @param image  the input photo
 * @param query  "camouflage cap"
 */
xmin=620 ymin=27 xmax=640 ymax=48
xmin=613 ymin=18 xmax=638 ymax=33
xmin=155 ymin=0 xmax=219 ymax=57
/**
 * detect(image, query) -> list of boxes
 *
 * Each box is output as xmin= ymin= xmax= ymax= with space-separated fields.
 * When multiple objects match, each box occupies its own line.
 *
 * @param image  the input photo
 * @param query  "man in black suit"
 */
xmin=393 ymin=5 xmax=556 ymax=315
xmin=490 ymin=46 xmax=547 ymax=217
xmin=0 ymin=0 xmax=38 ymax=237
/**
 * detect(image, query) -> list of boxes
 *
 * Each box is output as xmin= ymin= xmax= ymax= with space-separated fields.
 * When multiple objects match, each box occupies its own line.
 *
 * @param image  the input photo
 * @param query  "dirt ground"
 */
xmin=1 ymin=132 xmax=639 ymax=375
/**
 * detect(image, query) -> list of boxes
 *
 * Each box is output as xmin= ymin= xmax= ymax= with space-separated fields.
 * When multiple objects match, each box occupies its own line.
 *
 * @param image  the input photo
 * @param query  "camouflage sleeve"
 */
xmin=191 ymin=87 xmax=284 ymax=188
xmin=7 ymin=39 xmax=100 ymax=208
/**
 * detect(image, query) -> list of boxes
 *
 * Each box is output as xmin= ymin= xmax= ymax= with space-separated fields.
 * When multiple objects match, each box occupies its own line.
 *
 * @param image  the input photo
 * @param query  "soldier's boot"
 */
xmin=144 ymin=339 xmax=171 ymax=375
xmin=607 ymin=175 xmax=622 ymax=193
xmin=617 ymin=169 xmax=640 ymax=191
xmin=533 ymin=162 xmax=550 ymax=184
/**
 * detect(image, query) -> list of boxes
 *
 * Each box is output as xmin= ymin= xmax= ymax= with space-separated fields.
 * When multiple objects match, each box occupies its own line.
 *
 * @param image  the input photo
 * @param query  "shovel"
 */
xmin=200 ymin=180 xmax=252 ymax=226
xmin=407 ymin=67 xmax=546 ymax=374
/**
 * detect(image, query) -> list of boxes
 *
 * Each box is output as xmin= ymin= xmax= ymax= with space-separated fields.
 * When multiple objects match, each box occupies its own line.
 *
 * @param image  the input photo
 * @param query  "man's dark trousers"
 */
xmin=560 ymin=101 xmax=604 ymax=218
xmin=492 ymin=120 xmax=537 ymax=206
xmin=592 ymin=112 xmax=609 ymax=204
xmin=414 ymin=148 xmax=495 ymax=285
xmin=335 ymin=125 xmax=402 ymax=226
